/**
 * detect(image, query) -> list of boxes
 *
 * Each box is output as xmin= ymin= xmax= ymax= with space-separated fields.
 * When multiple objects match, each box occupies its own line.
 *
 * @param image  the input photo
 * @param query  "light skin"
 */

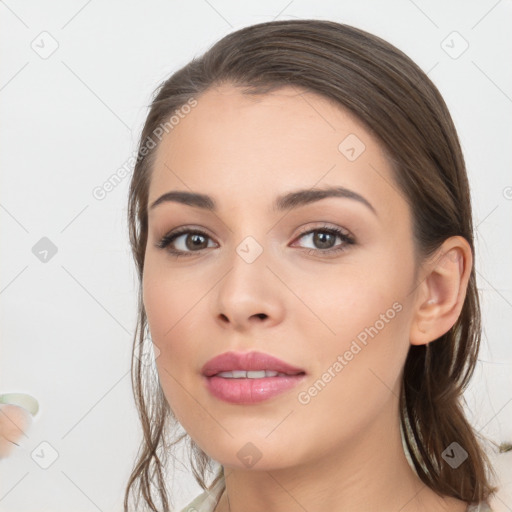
xmin=142 ymin=84 xmax=472 ymax=511
xmin=0 ymin=404 xmax=32 ymax=458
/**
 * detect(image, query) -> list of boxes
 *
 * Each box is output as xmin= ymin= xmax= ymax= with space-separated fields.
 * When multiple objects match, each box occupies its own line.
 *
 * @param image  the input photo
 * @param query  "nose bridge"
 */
xmin=235 ymin=234 xmax=266 ymax=266
xmin=213 ymin=230 xmax=284 ymax=329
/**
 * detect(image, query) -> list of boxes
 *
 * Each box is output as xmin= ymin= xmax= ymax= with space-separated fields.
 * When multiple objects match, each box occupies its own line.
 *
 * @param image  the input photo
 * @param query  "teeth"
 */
xmin=216 ymin=370 xmax=283 ymax=379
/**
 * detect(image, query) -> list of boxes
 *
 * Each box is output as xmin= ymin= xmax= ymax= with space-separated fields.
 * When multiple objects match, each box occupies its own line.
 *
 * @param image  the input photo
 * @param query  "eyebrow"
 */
xmin=149 ymin=186 xmax=377 ymax=216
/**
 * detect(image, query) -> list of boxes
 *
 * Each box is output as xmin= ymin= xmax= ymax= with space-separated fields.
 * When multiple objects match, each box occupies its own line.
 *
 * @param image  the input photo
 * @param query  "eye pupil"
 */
xmin=314 ymin=231 xmax=335 ymax=249
xmin=186 ymin=233 xmax=208 ymax=250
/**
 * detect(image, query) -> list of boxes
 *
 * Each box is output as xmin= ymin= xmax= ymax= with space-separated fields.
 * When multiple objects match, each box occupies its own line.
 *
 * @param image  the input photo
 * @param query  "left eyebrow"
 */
xmin=148 ymin=185 xmax=377 ymax=216
xmin=273 ymin=186 xmax=377 ymax=216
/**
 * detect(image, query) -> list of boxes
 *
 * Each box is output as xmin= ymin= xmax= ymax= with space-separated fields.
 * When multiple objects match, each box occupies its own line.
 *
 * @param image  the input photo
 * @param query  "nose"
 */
xmin=212 ymin=244 xmax=286 ymax=332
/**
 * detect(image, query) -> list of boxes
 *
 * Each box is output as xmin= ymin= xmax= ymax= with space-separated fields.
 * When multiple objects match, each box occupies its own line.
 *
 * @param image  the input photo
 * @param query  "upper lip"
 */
xmin=201 ymin=351 xmax=306 ymax=377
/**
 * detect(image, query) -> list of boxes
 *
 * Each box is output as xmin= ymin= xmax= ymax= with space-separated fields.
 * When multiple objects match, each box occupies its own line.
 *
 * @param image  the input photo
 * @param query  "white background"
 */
xmin=1 ymin=1 xmax=511 ymax=510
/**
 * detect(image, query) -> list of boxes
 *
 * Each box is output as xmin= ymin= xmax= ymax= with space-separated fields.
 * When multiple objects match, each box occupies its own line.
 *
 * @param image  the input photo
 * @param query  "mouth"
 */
xmin=201 ymin=351 xmax=307 ymax=404
xmin=201 ymin=350 xmax=306 ymax=377
xmin=213 ymin=370 xmax=305 ymax=378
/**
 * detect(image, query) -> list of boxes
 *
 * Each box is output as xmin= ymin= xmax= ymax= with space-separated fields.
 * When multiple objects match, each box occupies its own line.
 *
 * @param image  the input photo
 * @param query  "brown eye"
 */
xmin=156 ymin=228 xmax=217 ymax=257
xmin=185 ymin=233 xmax=209 ymax=250
xmin=311 ymin=231 xmax=337 ymax=249
xmin=294 ymin=226 xmax=355 ymax=255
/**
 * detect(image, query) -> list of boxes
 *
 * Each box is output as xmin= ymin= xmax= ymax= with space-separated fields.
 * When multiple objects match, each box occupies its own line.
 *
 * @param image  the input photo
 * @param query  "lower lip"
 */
xmin=204 ymin=374 xmax=306 ymax=404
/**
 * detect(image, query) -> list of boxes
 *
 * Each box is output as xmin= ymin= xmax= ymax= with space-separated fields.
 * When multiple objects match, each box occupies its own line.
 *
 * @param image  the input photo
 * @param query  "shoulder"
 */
xmin=466 ymin=501 xmax=493 ymax=512
xmin=179 ymin=489 xmax=212 ymax=512
xmin=179 ymin=475 xmax=225 ymax=512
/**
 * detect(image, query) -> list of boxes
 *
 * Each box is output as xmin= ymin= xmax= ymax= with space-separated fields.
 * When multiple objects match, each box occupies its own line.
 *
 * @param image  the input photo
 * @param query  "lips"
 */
xmin=201 ymin=351 xmax=306 ymax=377
xmin=202 ymin=351 xmax=307 ymax=404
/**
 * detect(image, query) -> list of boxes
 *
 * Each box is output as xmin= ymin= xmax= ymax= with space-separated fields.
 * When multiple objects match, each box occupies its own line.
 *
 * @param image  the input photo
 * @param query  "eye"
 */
xmin=155 ymin=224 xmax=355 ymax=258
xmin=155 ymin=227 xmax=217 ymax=257
xmin=291 ymin=224 xmax=355 ymax=256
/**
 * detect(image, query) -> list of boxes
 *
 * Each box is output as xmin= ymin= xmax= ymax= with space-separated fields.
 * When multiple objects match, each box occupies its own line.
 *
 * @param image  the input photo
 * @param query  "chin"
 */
xmin=192 ymin=433 xmax=307 ymax=473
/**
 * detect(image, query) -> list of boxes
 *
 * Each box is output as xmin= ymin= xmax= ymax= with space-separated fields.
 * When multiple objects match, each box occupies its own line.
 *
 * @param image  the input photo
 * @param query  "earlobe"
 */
xmin=409 ymin=236 xmax=472 ymax=346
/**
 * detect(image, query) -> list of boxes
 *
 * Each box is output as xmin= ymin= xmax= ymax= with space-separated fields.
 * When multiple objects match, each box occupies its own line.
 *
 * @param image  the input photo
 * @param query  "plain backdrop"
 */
xmin=1 ymin=1 xmax=511 ymax=511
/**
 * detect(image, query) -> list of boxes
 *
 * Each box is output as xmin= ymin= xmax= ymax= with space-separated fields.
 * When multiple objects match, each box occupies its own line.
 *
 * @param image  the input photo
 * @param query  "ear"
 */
xmin=409 ymin=236 xmax=473 ymax=346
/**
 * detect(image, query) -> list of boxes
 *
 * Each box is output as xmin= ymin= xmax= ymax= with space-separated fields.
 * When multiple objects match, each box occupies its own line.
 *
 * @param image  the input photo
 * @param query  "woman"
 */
xmin=124 ymin=19 xmax=498 ymax=511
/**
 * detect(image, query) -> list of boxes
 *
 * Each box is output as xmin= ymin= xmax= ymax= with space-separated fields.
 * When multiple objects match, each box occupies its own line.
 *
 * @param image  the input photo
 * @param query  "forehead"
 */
xmin=155 ymin=83 xmax=377 ymax=157
xmin=149 ymin=84 xmax=404 ymax=220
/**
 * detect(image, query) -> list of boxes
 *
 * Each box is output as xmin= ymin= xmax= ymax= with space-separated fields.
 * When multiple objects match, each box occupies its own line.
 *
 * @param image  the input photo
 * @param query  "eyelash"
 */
xmin=155 ymin=224 xmax=355 ymax=259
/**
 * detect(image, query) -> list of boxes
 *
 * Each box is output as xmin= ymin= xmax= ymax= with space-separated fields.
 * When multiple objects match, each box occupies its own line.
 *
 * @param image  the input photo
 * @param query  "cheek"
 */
xmin=291 ymin=283 xmax=410 ymax=451
xmin=142 ymin=261 xmax=190 ymax=385
xmin=142 ymin=271 xmax=197 ymax=425
xmin=142 ymin=258 xmax=212 ymax=409
xmin=142 ymin=253 xmax=205 ymax=340
xmin=294 ymin=256 xmax=413 ymax=393
xmin=300 ymin=259 xmax=409 ymax=335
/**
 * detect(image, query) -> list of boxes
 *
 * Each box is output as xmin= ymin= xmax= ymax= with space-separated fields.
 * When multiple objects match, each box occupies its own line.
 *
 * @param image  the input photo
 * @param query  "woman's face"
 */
xmin=143 ymin=84 xmax=419 ymax=470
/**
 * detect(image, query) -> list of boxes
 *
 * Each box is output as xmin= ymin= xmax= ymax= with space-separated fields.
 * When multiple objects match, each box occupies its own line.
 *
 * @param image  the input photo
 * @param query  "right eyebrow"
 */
xmin=149 ymin=190 xmax=215 ymax=212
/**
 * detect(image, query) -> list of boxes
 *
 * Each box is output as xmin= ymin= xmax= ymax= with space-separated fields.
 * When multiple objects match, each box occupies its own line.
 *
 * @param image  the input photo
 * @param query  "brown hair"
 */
xmin=125 ymin=19 xmax=498 ymax=511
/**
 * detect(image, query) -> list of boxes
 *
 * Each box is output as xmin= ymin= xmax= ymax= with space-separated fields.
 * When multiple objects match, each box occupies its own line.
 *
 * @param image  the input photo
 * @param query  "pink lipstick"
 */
xmin=201 ymin=351 xmax=306 ymax=404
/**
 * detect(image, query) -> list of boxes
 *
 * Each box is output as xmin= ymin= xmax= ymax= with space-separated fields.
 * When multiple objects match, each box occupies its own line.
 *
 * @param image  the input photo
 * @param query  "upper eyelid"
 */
xmin=164 ymin=223 xmax=350 ymax=238
xmin=295 ymin=223 xmax=352 ymax=237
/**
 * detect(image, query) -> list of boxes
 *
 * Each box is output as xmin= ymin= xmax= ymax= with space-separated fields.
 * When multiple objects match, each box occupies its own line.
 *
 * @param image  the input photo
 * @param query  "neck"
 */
xmin=213 ymin=404 xmax=467 ymax=512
